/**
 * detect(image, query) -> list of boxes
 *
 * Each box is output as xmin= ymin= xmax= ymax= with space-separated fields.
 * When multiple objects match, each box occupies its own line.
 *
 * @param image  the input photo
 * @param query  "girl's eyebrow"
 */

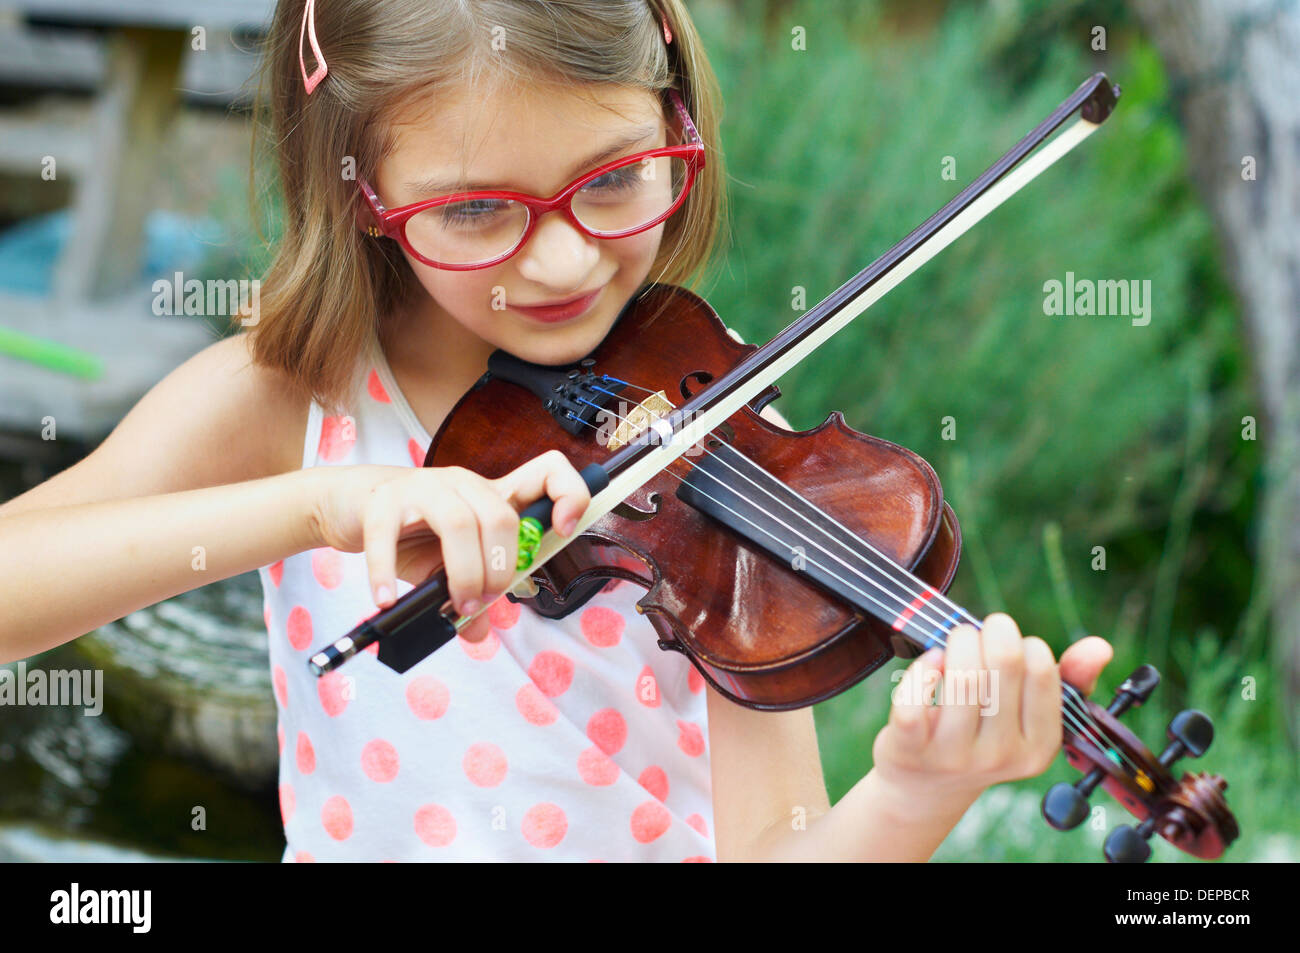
xmin=403 ymin=123 xmax=660 ymax=196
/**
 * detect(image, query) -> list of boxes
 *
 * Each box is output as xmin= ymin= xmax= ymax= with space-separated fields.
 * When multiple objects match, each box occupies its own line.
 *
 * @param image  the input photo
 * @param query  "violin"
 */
xmin=308 ymin=73 xmax=1238 ymax=862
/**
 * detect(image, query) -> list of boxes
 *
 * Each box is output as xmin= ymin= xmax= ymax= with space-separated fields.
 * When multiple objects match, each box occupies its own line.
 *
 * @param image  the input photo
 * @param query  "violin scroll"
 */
xmin=1041 ymin=664 xmax=1239 ymax=862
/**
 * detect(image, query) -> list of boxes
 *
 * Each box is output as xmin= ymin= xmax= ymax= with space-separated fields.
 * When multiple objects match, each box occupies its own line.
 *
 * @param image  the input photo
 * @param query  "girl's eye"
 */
xmin=583 ymin=164 xmax=642 ymax=194
xmin=438 ymin=198 xmax=509 ymax=226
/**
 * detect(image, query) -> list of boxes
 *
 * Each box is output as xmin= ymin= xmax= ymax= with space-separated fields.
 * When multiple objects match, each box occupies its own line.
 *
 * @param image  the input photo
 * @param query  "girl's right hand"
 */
xmin=309 ymin=449 xmax=591 ymax=624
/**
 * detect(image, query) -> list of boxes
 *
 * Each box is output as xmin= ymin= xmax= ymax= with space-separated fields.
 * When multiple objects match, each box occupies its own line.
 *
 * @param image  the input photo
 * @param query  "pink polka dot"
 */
xmin=636 ymin=665 xmax=661 ymax=707
xmin=296 ymin=731 xmax=315 ymax=774
xmin=319 ymin=415 xmax=357 ymax=462
xmin=272 ymin=665 xmax=288 ymax=708
xmin=488 ymin=597 xmax=521 ymax=630
xmin=580 ymin=605 xmax=624 ymax=647
xmin=407 ymin=438 xmax=427 ymax=467
xmin=677 ymin=719 xmax=705 ymax=757
xmin=631 ymin=800 xmax=671 ymax=843
xmin=686 ymin=813 xmax=709 ymax=837
xmin=277 ymin=723 xmax=284 ymax=754
xmin=295 ymin=852 xmax=315 ymax=863
xmin=515 ymin=683 xmax=559 ymax=725
xmin=367 ymin=369 xmax=391 ymax=403
xmin=639 ymin=765 xmax=669 ymax=802
xmin=279 ymin=784 xmax=295 ymax=824
xmin=522 ymin=803 xmax=567 ymax=848
xmin=268 ymin=560 xmax=284 ymax=587
xmin=682 ymin=856 xmax=713 ymax=863
xmin=462 ymin=742 xmax=507 ymax=787
xmin=311 ymin=549 xmax=344 ymax=589
xmin=577 ymin=746 xmax=619 ymax=786
xmin=318 ymin=670 xmax=349 ymax=717
xmin=406 ymin=675 xmax=449 ymax=720
xmin=361 ymin=739 xmax=400 ymax=782
xmin=688 ymin=666 xmax=705 ymax=694
xmin=414 ymin=804 xmax=457 ymax=847
xmin=587 ymin=708 xmax=627 ymax=755
xmin=528 ymin=651 xmax=574 ymax=697
xmin=458 ymin=628 xmax=500 ymax=661
xmin=286 ymin=606 xmax=312 ymax=651
xmin=321 ymin=795 xmax=353 ymax=840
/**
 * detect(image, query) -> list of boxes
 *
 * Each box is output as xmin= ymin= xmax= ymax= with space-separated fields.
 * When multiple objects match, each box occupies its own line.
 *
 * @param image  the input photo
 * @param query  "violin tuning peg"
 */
xmin=1042 ymin=766 xmax=1105 ymax=831
xmin=1042 ymin=782 xmax=1090 ymax=830
xmin=1104 ymin=821 xmax=1154 ymax=863
xmin=1107 ymin=664 xmax=1160 ymax=716
xmin=1160 ymin=709 xmax=1214 ymax=764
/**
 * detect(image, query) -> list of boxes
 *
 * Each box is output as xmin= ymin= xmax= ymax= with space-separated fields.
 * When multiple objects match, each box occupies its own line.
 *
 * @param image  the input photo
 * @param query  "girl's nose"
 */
xmin=514 ymin=211 xmax=601 ymax=287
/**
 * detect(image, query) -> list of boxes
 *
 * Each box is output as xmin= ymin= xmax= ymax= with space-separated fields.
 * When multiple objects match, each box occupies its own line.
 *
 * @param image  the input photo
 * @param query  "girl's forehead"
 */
xmin=384 ymin=81 xmax=663 ymax=166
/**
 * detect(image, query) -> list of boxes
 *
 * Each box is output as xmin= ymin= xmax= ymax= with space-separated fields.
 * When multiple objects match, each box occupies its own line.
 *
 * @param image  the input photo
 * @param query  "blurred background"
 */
xmin=0 ymin=0 xmax=1295 ymax=861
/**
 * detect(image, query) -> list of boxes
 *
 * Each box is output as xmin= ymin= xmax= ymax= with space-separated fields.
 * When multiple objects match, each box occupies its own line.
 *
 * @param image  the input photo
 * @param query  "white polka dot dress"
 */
xmin=260 ymin=338 xmax=716 ymax=861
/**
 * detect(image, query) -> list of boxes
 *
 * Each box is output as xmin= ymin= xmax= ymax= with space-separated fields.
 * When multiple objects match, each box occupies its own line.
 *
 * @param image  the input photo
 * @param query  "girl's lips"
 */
xmin=510 ymin=287 xmax=603 ymax=323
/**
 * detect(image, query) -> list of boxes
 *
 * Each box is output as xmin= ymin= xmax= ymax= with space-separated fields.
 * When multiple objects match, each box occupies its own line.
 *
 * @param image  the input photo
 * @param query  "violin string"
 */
xmin=588 ymin=382 xmax=1118 ymax=767
xmin=571 ymin=385 xmax=1120 ymax=766
xmin=572 ymin=398 xmax=1115 ymax=765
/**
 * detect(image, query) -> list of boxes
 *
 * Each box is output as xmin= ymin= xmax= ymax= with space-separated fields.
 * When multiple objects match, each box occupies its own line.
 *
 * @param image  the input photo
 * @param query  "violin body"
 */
xmin=426 ymin=284 xmax=961 ymax=709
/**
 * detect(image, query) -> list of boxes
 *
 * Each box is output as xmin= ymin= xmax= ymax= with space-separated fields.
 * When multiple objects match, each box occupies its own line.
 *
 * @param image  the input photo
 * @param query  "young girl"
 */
xmin=0 ymin=0 xmax=1111 ymax=862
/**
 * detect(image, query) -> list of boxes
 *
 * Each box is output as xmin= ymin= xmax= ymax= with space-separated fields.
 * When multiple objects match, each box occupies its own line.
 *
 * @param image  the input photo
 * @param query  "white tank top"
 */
xmin=258 ymin=337 xmax=715 ymax=861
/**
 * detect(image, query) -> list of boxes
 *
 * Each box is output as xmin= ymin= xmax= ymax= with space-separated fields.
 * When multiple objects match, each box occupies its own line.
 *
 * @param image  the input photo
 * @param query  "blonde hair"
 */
xmin=243 ymin=0 xmax=728 ymax=414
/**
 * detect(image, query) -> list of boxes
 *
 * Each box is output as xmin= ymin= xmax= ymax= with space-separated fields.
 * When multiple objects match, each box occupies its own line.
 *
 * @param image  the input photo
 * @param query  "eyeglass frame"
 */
xmin=356 ymin=88 xmax=705 ymax=271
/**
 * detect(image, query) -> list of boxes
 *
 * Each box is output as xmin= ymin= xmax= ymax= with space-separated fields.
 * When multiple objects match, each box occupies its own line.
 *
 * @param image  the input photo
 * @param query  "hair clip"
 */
xmin=662 ymin=15 xmax=673 ymax=45
xmin=299 ymin=0 xmax=328 ymax=95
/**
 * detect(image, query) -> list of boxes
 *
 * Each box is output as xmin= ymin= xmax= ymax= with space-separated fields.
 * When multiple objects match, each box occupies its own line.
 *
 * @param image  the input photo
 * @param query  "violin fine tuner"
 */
xmin=1042 ymin=664 xmax=1238 ymax=862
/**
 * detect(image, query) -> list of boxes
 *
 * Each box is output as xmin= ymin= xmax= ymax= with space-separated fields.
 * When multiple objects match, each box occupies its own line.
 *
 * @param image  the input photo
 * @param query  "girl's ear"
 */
xmin=354 ymin=202 xmax=380 ymax=238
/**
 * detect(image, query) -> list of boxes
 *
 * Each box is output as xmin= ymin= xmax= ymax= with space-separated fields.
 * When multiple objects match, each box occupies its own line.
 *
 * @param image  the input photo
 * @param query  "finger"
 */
xmin=493 ymin=449 xmax=591 ymax=536
xmin=973 ymin=613 xmax=1025 ymax=753
xmin=885 ymin=647 xmax=944 ymax=752
xmin=409 ymin=491 xmax=485 ymax=615
xmin=1058 ymin=636 xmax=1114 ymax=696
xmin=458 ymin=610 xmax=493 ymax=645
xmin=449 ymin=478 xmax=521 ymax=600
xmin=361 ymin=484 xmax=402 ymax=607
xmin=1021 ymin=636 xmax=1062 ymax=764
xmin=931 ymin=622 xmax=983 ymax=751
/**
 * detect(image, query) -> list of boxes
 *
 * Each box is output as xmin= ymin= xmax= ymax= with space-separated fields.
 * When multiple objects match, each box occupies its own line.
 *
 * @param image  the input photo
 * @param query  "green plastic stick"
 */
xmin=0 ymin=325 xmax=103 ymax=380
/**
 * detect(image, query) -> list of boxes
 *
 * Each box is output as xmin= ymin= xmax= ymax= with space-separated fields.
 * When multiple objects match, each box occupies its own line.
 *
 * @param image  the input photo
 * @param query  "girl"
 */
xmin=0 ymin=0 xmax=1112 ymax=862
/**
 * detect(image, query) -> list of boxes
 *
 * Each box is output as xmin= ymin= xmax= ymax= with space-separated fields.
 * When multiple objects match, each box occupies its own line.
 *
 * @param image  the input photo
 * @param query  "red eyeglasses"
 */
xmin=357 ymin=89 xmax=705 ymax=270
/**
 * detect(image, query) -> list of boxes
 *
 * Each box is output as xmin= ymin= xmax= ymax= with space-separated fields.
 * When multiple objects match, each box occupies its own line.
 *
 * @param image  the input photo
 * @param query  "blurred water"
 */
xmin=0 ymin=462 xmax=283 ymax=861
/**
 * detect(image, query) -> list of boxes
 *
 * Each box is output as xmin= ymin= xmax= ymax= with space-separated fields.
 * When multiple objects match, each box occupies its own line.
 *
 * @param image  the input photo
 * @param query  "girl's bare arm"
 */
xmin=0 ymin=333 xmax=310 ymax=661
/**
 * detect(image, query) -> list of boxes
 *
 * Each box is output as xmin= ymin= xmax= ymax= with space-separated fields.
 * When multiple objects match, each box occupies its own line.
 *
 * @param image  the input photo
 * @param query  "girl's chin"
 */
xmin=501 ymin=313 xmax=616 ymax=366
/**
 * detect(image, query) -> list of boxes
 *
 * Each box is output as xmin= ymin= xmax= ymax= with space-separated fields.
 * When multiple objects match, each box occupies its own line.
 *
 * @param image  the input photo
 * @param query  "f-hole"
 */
xmin=680 ymin=371 xmax=713 ymax=399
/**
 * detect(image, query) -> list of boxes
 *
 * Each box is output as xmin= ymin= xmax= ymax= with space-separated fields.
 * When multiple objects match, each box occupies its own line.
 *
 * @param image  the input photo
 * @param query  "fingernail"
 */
xmin=460 ymin=599 xmax=481 ymax=617
xmin=375 ymin=584 xmax=392 ymax=606
xmin=561 ymin=517 xmax=577 ymax=535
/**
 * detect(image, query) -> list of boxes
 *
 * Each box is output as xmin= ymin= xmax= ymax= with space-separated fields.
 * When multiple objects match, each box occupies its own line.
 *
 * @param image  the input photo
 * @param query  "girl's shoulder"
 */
xmin=199 ymin=331 xmax=311 ymax=476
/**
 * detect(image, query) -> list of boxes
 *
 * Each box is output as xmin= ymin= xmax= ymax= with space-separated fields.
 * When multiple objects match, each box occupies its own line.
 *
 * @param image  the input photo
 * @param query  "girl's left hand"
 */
xmin=871 ymin=613 xmax=1113 ymax=804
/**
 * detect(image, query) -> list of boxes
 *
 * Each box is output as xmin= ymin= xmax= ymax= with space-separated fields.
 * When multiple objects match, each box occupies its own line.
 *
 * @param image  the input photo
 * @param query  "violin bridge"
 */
xmin=604 ymin=390 xmax=675 ymax=451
